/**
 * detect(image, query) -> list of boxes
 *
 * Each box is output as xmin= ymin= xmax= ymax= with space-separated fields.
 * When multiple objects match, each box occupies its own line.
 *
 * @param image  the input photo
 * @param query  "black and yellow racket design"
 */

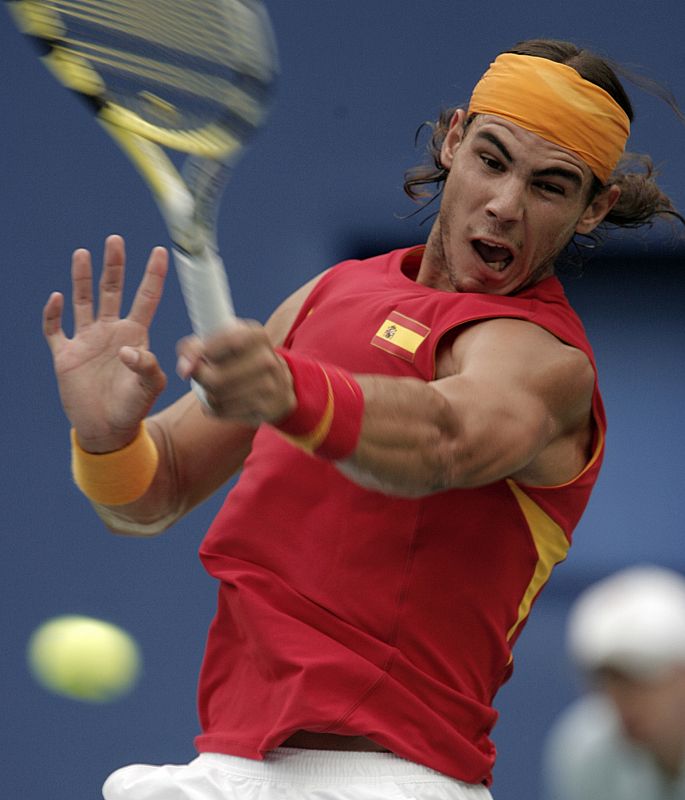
xmin=7 ymin=0 xmax=278 ymax=342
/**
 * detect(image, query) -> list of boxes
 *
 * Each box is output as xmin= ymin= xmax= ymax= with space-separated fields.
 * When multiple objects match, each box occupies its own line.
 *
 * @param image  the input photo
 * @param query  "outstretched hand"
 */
xmin=44 ymin=235 xmax=168 ymax=453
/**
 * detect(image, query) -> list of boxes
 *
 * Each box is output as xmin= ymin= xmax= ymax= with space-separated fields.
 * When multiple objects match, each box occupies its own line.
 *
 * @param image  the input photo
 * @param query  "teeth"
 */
xmin=473 ymin=239 xmax=513 ymax=270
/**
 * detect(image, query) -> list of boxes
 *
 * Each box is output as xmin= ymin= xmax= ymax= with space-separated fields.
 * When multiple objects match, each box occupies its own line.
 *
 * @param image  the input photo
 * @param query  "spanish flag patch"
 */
xmin=371 ymin=311 xmax=431 ymax=362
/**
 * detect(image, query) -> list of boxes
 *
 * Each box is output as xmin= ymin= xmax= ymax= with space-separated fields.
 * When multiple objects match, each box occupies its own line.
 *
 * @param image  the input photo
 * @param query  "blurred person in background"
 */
xmin=542 ymin=565 xmax=685 ymax=799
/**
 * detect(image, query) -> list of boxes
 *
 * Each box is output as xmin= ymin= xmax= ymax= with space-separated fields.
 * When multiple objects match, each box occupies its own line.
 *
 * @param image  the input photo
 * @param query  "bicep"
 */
xmin=431 ymin=319 xmax=594 ymax=486
xmin=431 ymin=370 xmax=553 ymax=486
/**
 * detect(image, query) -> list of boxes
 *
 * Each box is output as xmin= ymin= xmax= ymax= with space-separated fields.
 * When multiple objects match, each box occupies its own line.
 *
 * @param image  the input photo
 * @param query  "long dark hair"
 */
xmin=403 ymin=39 xmax=684 ymax=238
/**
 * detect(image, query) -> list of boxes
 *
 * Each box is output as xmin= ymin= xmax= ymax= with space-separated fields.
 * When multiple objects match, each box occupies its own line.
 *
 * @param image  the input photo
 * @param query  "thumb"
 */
xmin=119 ymin=346 xmax=167 ymax=396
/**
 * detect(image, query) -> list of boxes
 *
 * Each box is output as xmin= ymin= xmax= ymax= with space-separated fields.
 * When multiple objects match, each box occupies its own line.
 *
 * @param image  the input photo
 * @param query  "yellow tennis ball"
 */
xmin=27 ymin=615 xmax=141 ymax=703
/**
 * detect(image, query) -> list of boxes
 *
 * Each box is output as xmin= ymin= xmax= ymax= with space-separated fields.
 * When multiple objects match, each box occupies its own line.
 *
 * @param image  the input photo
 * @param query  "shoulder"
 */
xmin=265 ymin=269 xmax=332 ymax=346
xmin=451 ymin=314 xmax=589 ymax=360
xmin=446 ymin=317 xmax=594 ymax=418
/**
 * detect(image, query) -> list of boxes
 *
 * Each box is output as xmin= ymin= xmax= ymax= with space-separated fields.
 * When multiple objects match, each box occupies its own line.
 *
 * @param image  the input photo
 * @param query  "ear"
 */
xmin=439 ymin=108 xmax=468 ymax=169
xmin=575 ymin=184 xmax=621 ymax=235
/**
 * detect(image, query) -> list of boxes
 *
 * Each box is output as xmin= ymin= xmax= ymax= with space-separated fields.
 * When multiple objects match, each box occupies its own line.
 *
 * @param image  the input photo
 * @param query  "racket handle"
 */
xmin=171 ymin=245 xmax=236 ymax=405
xmin=171 ymin=246 xmax=236 ymax=338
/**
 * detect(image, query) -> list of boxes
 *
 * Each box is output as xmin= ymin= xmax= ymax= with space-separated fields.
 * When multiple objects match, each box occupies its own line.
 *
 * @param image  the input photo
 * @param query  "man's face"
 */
xmin=421 ymin=113 xmax=615 ymax=295
xmin=598 ymin=667 xmax=685 ymax=754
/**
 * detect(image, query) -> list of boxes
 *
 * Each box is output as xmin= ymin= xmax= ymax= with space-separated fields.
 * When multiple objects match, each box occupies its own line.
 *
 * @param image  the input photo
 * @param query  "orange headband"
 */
xmin=468 ymin=53 xmax=630 ymax=183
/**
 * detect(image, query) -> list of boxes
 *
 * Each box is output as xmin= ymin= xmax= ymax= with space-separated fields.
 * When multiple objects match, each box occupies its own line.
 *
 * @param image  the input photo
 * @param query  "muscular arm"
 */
xmin=170 ymin=308 xmax=594 ymax=503
xmin=338 ymin=318 xmax=595 ymax=496
xmin=106 ymin=260 xmax=593 ymax=520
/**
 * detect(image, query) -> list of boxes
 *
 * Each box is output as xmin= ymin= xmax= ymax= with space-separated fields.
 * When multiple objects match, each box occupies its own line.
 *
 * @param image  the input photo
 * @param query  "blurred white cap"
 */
xmin=567 ymin=566 xmax=685 ymax=680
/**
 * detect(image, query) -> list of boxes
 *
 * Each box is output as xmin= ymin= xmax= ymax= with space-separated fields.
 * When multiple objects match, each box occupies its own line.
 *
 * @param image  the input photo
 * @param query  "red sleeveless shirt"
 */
xmin=195 ymin=247 xmax=606 ymax=786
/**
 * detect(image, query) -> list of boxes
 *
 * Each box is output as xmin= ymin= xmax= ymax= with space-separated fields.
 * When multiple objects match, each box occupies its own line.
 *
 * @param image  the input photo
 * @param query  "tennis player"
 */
xmin=44 ymin=38 xmax=682 ymax=800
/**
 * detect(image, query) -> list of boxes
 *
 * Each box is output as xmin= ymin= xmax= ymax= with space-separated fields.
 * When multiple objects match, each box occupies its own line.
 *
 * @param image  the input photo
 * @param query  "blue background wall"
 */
xmin=1 ymin=2 xmax=684 ymax=798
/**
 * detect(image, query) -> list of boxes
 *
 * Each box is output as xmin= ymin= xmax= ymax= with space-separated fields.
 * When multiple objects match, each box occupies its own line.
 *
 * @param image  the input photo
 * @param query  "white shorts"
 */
xmin=102 ymin=748 xmax=494 ymax=800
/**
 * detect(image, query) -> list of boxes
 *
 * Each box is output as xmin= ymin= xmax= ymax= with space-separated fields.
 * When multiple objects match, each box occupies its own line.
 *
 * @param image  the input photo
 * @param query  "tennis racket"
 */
xmin=7 ymin=0 xmax=278 ymax=345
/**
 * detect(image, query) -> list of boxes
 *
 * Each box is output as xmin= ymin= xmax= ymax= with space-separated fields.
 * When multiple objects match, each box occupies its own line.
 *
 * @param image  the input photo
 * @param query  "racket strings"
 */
xmin=52 ymin=36 xmax=267 ymax=127
xmin=47 ymin=0 xmax=273 ymax=80
xmin=12 ymin=0 xmax=277 ymax=153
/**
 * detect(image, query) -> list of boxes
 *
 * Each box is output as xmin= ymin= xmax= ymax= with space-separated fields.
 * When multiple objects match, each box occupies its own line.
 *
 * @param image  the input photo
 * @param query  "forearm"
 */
xmin=74 ymin=394 xmax=255 ymax=536
xmin=270 ymin=352 xmax=472 ymax=496
xmin=338 ymin=374 xmax=464 ymax=496
xmin=83 ymin=417 xmax=184 ymax=537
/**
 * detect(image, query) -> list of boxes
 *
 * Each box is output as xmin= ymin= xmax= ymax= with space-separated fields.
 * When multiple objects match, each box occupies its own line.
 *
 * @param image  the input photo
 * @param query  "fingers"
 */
xmin=176 ymin=322 xmax=265 ymax=384
xmin=97 ymin=234 xmax=126 ymax=321
xmin=203 ymin=320 xmax=272 ymax=366
xmin=72 ymin=234 xmax=125 ymax=329
xmin=119 ymin=346 xmax=168 ymax=398
xmin=68 ymin=236 xmax=166 ymax=331
xmin=176 ymin=334 xmax=205 ymax=380
xmin=127 ymin=246 xmax=168 ymax=328
xmin=71 ymin=247 xmax=95 ymax=332
xmin=43 ymin=291 xmax=67 ymax=354
xmin=176 ymin=322 xmax=295 ymax=423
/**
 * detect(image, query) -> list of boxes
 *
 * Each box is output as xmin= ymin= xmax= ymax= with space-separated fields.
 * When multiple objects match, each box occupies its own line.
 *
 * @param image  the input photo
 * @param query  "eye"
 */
xmin=480 ymin=154 xmax=503 ymax=172
xmin=536 ymin=181 xmax=565 ymax=196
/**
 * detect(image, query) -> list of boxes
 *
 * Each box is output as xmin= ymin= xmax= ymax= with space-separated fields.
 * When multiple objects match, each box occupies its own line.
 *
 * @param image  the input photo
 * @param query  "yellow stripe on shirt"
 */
xmin=506 ymin=480 xmax=571 ymax=644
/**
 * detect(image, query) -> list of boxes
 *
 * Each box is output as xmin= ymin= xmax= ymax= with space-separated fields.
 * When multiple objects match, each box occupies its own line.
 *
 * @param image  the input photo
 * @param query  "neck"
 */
xmin=416 ymin=223 xmax=454 ymax=291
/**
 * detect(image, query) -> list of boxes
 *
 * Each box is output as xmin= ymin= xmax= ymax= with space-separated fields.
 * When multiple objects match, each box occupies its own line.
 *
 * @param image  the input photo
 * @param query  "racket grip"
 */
xmin=171 ymin=246 xmax=236 ymax=339
xmin=171 ymin=245 xmax=236 ymax=405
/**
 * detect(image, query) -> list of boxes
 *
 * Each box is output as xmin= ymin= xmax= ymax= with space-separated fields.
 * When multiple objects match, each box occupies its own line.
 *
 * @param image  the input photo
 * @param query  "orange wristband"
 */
xmin=71 ymin=424 xmax=159 ymax=505
xmin=275 ymin=348 xmax=364 ymax=460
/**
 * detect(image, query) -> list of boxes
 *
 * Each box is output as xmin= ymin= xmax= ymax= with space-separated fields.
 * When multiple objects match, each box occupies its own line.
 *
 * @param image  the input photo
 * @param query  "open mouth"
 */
xmin=471 ymin=239 xmax=514 ymax=272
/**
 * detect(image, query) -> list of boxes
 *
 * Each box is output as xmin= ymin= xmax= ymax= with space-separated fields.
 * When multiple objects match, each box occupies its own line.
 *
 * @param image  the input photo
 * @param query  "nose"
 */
xmin=484 ymin=175 xmax=525 ymax=224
